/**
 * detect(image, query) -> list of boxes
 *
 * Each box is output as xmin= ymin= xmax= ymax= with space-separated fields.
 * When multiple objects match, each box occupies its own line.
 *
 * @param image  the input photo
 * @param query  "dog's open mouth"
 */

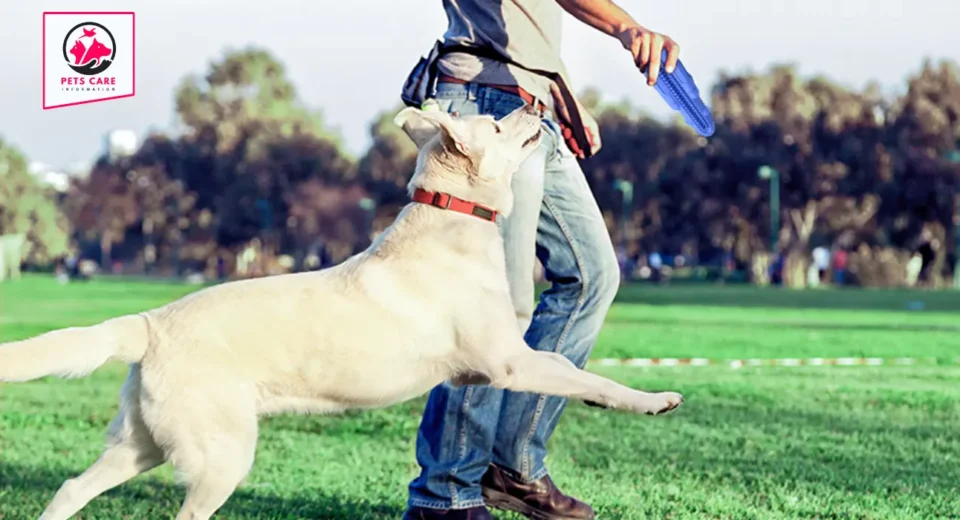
xmin=522 ymin=128 xmax=542 ymax=148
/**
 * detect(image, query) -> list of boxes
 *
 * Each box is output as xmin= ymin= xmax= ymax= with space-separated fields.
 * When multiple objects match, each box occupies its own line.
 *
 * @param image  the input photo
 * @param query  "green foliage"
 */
xmin=169 ymin=47 xmax=356 ymax=249
xmin=0 ymin=138 xmax=69 ymax=264
xmin=63 ymin=48 xmax=359 ymax=271
xmin=174 ymin=47 xmax=346 ymax=157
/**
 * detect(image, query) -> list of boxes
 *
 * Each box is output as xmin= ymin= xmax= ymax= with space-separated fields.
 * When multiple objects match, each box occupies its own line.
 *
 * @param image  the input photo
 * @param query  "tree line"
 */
xmin=1 ymin=48 xmax=958 ymax=287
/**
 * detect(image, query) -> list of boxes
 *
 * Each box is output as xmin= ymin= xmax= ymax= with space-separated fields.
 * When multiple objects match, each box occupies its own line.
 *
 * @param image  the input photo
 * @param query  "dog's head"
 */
xmin=395 ymin=104 xmax=543 ymax=216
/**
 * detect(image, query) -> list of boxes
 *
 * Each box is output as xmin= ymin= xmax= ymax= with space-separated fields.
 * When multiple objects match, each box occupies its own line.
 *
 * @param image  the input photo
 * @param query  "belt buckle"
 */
xmin=527 ymin=94 xmax=545 ymax=116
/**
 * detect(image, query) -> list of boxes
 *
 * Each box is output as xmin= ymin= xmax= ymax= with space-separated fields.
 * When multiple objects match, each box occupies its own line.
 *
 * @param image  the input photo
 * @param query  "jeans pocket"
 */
xmin=540 ymin=118 xmax=572 ymax=163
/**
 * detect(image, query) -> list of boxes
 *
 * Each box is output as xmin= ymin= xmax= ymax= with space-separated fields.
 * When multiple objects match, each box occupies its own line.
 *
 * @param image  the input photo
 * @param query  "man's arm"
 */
xmin=554 ymin=0 xmax=680 ymax=86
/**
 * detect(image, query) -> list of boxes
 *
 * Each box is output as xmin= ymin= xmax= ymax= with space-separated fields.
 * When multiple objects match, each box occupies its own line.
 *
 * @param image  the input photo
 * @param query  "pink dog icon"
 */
xmin=68 ymin=36 xmax=112 ymax=67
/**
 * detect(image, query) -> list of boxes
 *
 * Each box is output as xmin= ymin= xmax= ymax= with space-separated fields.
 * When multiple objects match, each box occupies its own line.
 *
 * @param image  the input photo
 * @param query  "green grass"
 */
xmin=2 ymin=277 xmax=959 ymax=519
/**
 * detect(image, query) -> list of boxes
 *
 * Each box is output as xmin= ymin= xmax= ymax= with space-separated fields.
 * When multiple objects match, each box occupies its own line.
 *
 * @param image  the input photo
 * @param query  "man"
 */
xmin=401 ymin=1 xmax=681 ymax=518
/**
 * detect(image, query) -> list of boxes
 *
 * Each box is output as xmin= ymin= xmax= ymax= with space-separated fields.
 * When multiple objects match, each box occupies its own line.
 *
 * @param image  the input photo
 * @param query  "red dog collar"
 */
xmin=411 ymin=188 xmax=498 ymax=222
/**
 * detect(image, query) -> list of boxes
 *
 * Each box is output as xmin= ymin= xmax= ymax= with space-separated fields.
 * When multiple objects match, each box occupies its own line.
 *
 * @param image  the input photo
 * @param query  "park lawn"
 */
xmin=1 ymin=276 xmax=959 ymax=519
xmin=596 ymin=303 xmax=960 ymax=360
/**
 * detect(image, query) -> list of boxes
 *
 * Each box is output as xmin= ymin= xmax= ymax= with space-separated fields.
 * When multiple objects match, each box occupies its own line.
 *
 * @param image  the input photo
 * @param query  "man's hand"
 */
xmin=617 ymin=25 xmax=680 ymax=86
xmin=553 ymin=0 xmax=681 ymax=86
xmin=565 ymin=107 xmax=601 ymax=158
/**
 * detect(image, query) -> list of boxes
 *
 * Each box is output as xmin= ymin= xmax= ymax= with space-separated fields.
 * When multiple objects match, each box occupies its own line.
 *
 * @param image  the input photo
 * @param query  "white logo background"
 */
xmin=43 ymin=12 xmax=134 ymax=109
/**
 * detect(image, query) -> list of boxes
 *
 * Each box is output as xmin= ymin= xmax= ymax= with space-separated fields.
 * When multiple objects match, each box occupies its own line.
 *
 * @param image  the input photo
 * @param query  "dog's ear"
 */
xmin=394 ymin=107 xmax=470 ymax=155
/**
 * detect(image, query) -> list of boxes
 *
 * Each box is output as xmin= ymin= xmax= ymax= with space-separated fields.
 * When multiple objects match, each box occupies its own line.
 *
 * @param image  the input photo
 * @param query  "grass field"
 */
xmin=1 ymin=277 xmax=959 ymax=519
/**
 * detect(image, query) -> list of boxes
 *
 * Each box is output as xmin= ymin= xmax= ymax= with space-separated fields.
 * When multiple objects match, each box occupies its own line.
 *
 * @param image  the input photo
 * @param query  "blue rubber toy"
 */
xmin=648 ymin=49 xmax=715 ymax=137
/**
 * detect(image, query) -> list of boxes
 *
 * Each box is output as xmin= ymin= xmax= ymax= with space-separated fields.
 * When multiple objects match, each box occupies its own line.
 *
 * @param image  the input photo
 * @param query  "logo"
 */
xmin=62 ymin=22 xmax=116 ymax=76
xmin=43 ymin=12 xmax=135 ymax=110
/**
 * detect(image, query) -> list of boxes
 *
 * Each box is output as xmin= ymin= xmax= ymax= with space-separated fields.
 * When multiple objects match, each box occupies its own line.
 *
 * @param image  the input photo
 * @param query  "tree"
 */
xmin=357 ymin=105 xmax=419 ymax=209
xmin=171 ymin=47 xmax=356 ymax=249
xmin=62 ymin=158 xmax=138 ymax=267
xmin=0 ymin=137 xmax=69 ymax=265
xmin=576 ymin=59 xmax=960 ymax=286
xmin=285 ymin=178 xmax=371 ymax=267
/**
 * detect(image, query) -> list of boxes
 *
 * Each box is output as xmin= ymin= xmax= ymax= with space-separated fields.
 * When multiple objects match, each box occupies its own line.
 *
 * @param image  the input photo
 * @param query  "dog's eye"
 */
xmin=493 ymin=123 xmax=502 ymax=134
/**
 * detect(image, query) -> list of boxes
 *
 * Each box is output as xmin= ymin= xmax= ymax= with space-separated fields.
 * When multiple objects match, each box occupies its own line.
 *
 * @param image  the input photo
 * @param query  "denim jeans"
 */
xmin=407 ymin=81 xmax=621 ymax=510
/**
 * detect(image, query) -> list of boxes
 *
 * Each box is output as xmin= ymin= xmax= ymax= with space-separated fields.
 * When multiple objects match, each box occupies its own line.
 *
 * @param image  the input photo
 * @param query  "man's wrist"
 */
xmin=615 ymin=23 xmax=642 ymax=50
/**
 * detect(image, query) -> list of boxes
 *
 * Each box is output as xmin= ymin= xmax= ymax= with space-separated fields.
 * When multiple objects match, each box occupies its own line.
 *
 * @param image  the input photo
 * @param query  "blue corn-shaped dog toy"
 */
xmin=648 ymin=49 xmax=715 ymax=137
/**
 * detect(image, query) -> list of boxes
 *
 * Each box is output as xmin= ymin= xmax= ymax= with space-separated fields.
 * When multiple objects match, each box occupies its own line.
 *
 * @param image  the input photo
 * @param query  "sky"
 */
xmin=2 ymin=0 xmax=958 ymax=169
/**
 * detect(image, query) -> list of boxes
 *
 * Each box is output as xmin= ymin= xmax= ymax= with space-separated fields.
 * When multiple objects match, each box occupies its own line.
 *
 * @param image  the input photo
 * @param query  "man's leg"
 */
xmin=407 ymin=83 xmax=549 ymax=512
xmin=486 ymin=118 xmax=620 ymax=512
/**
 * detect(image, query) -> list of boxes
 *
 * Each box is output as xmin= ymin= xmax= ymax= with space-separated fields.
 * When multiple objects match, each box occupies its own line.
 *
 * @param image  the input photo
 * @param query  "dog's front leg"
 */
xmin=490 ymin=346 xmax=683 ymax=416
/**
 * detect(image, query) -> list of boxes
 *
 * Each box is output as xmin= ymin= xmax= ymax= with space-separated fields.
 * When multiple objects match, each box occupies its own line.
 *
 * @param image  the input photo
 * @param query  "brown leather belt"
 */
xmin=437 ymin=73 xmax=547 ymax=115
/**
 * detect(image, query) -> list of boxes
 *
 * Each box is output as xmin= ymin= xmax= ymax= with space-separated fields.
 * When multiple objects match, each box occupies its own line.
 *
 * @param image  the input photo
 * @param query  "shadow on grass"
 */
xmin=0 ymin=462 xmax=404 ymax=519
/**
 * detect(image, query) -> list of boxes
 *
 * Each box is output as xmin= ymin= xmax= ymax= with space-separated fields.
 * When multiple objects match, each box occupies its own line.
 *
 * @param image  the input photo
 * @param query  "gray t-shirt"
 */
xmin=436 ymin=0 xmax=569 ymax=109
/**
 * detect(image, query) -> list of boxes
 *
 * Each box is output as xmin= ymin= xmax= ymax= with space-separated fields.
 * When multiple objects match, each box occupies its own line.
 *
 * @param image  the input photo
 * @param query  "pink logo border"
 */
xmin=42 ymin=11 xmax=136 ymax=110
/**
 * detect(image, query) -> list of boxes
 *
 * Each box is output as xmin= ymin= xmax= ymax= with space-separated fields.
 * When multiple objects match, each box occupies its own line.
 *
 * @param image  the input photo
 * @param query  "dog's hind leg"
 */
xmin=172 ymin=423 xmax=257 ymax=520
xmin=159 ymin=392 xmax=258 ymax=520
xmin=39 ymin=367 xmax=165 ymax=520
xmin=492 ymin=348 xmax=683 ymax=416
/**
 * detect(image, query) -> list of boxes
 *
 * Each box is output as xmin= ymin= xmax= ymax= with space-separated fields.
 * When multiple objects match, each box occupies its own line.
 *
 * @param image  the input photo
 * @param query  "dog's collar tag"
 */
xmin=411 ymin=188 xmax=498 ymax=222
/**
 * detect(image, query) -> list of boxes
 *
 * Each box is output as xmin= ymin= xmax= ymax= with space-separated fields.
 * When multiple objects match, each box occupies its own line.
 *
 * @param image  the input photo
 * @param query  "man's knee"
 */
xmin=585 ymin=243 xmax=620 ymax=308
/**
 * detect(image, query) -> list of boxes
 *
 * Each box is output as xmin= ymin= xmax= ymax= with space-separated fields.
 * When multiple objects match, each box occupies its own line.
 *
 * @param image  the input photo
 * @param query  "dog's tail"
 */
xmin=0 ymin=314 xmax=149 ymax=382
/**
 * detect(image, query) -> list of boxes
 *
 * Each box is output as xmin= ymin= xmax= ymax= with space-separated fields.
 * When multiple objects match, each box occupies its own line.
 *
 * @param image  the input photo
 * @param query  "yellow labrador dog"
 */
xmin=0 ymin=104 xmax=682 ymax=520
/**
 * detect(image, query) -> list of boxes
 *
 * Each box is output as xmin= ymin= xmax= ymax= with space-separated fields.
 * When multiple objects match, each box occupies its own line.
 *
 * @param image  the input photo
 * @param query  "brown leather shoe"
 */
xmin=481 ymin=464 xmax=595 ymax=520
xmin=401 ymin=505 xmax=494 ymax=520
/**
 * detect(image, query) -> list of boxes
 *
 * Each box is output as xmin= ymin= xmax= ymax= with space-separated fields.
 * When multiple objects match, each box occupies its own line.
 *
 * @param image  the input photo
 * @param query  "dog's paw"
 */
xmin=642 ymin=392 xmax=684 ymax=416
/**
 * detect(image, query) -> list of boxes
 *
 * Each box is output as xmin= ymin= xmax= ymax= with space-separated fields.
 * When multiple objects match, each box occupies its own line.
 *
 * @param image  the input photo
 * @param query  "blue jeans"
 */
xmin=408 ymin=81 xmax=620 ymax=510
